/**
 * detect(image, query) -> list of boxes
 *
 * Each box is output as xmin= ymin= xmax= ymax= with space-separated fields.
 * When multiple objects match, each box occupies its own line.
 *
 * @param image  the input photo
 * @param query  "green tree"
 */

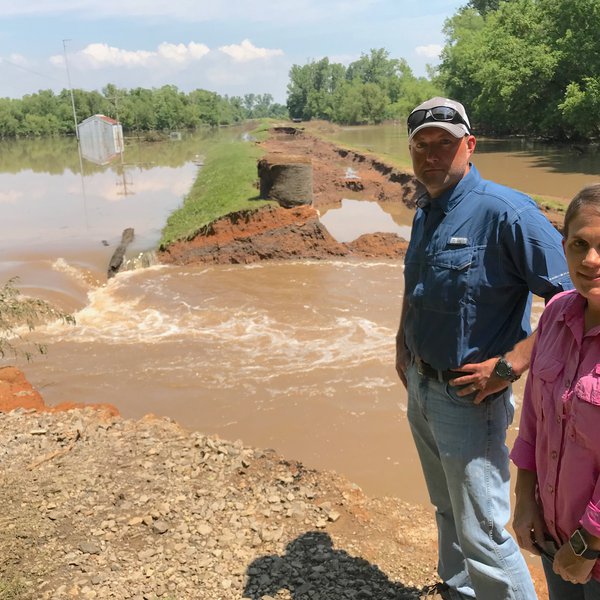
xmin=287 ymin=58 xmax=345 ymax=120
xmin=0 ymin=98 xmax=22 ymax=138
xmin=437 ymin=8 xmax=486 ymax=116
xmin=437 ymin=0 xmax=600 ymax=139
xmin=153 ymin=85 xmax=187 ymax=130
xmin=123 ymin=87 xmax=157 ymax=131
xmin=559 ymin=77 xmax=600 ymax=137
xmin=467 ymin=0 xmax=503 ymax=14
xmin=332 ymin=81 xmax=364 ymax=124
xmin=473 ymin=0 xmax=558 ymax=134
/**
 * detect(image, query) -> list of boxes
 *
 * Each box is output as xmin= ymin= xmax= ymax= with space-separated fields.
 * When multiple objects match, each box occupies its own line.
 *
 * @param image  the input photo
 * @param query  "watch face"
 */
xmin=570 ymin=529 xmax=587 ymax=555
xmin=495 ymin=358 xmax=512 ymax=379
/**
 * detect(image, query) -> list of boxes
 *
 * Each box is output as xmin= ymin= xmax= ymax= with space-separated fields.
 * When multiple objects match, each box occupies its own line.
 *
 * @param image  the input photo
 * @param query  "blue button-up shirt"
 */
xmin=403 ymin=165 xmax=572 ymax=370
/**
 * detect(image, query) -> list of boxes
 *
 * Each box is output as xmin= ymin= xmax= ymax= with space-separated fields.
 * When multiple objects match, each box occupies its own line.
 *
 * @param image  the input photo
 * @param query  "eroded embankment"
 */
xmin=158 ymin=128 xmax=420 ymax=265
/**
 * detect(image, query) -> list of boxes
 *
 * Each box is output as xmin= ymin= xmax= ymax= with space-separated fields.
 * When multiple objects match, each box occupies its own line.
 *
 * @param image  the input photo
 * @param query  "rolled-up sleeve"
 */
xmin=581 ymin=479 xmax=600 ymax=540
xmin=510 ymin=435 xmax=536 ymax=472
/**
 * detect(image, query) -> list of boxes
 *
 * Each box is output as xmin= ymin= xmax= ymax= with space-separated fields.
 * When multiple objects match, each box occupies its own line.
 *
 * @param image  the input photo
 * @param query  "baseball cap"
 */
xmin=407 ymin=97 xmax=471 ymax=142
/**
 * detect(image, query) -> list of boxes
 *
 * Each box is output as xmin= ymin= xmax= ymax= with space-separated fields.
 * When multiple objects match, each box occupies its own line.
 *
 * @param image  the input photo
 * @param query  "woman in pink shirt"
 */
xmin=511 ymin=184 xmax=600 ymax=599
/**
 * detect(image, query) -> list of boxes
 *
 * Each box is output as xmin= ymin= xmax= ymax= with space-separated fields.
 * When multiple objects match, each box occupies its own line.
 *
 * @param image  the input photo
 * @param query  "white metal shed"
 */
xmin=78 ymin=114 xmax=124 ymax=165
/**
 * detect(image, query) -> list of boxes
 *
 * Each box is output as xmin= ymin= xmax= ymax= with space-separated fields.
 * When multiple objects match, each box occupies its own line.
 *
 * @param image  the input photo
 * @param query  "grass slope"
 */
xmin=159 ymin=125 xmax=274 ymax=249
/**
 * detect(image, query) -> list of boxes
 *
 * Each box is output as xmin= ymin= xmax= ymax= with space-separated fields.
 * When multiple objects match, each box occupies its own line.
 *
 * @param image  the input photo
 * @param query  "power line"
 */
xmin=63 ymin=39 xmax=79 ymax=139
xmin=0 ymin=57 xmax=64 ymax=86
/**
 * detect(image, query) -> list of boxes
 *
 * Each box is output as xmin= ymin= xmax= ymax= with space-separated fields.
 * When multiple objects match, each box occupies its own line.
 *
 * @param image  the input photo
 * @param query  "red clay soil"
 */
xmin=0 ymin=366 xmax=119 ymax=416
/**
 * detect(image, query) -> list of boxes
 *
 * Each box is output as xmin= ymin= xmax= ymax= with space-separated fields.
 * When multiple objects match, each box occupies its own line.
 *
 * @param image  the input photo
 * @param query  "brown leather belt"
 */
xmin=415 ymin=357 xmax=457 ymax=383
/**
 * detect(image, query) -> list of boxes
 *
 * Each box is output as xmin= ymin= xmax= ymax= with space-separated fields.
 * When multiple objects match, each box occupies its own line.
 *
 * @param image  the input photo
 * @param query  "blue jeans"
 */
xmin=406 ymin=363 xmax=537 ymax=600
xmin=542 ymin=556 xmax=600 ymax=599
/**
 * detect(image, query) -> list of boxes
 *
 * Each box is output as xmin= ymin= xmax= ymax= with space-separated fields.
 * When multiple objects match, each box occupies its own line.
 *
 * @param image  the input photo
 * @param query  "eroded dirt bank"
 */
xmin=159 ymin=128 xmax=419 ymax=265
xmin=0 ymin=366 xmax=119 ymax=416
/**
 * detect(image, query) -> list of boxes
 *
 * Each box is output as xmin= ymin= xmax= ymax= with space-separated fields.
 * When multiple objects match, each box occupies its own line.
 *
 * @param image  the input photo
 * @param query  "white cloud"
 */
xmin=37 ymin=39 xmax=291 ymax=103
xmin=415 ymin=44 xmax=443 ymax=59
xmin=218 ymin=39 xmax=283 ymax=63
xmin=49 ymin=41 xmax=210 ymax=70
xmin=157 ymin=42 xmax=210 ymax=63
xmin=82 ymin=43 xmax=154 ymax=68
xmin=8 ymin=53 xmax=29 ymax=66
xmin=328 ymin=53 xmax=359 ymax=66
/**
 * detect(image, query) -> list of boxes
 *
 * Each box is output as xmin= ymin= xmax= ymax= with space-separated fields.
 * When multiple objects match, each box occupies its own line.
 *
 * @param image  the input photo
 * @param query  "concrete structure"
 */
xmin=78 ymin=114 xmax=124 ymax=165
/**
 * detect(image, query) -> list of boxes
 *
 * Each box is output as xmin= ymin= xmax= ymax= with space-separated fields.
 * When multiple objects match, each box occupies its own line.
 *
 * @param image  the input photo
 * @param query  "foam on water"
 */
xmin=51 ymin=258 xmax=100 ymax=289
xmin=35 ymin=261 xmax=398 ymax=386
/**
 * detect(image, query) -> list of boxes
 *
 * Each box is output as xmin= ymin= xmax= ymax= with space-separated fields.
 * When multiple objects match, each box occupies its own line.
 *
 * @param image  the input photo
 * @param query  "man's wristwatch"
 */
xmin=569 ymin=528 xmax=600 ymax=560
xmin=493 ymin=356 xmax=520 ymax=382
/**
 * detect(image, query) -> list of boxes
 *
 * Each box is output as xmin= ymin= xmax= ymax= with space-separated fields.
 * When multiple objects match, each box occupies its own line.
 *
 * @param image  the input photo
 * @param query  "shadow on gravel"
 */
xmin=243 ymin=530 xmax=421 ymax=600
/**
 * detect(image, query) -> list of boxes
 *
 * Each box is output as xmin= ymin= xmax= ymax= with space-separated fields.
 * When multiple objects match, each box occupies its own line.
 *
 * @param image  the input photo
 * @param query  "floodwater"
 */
xmin=332 ymin=123 xmax=600 ymax=201
xmin=1 ymin=126 xmax=596 ymax=505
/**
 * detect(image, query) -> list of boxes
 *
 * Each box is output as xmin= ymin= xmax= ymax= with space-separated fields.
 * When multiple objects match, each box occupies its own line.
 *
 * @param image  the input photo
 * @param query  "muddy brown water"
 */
xmin=1 ymin=126 xmax=598 ymax=507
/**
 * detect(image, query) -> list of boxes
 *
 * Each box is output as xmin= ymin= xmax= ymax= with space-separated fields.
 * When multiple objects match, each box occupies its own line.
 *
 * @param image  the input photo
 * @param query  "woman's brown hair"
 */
xmin=563 ymin=183 xmax=600 ymax=237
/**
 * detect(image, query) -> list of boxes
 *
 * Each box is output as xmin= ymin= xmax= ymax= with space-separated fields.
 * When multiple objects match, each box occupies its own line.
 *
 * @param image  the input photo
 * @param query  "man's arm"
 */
xmin=450 ymin=202 xmax=570 ymax=402
xmin=395 ymin=294 xmax=409 ymax=388
xmin=450 ymin=332 xmax=536 ymax=404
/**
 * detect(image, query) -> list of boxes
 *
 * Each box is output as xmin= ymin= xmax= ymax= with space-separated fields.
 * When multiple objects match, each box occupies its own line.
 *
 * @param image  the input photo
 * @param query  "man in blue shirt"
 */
xmin=395 ymin=97 xmax=572 ymax=600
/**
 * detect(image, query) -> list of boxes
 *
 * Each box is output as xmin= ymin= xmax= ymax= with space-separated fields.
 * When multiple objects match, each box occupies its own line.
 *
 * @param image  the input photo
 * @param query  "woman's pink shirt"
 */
xmin=511 ymin=290 xmax=600 ymax=577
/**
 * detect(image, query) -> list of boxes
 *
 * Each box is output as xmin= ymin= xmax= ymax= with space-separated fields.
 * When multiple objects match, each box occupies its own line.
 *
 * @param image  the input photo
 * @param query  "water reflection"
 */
xmin=320 ymin=199 xmax=411 ymax=242
xmin=0 ymin=130 xmax=219 ymax=306
xmin=0 ymin=130 xmax=216 ymax=175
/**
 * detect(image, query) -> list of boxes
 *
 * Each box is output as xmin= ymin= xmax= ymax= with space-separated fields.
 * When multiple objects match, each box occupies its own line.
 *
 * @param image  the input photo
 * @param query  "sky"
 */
xmin=0 ymin=0 xmax=466 ymax=104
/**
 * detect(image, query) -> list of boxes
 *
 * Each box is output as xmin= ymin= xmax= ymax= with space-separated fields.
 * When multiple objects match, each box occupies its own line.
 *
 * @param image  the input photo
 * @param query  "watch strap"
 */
xmin=570 ymin=528 xmax=600 ymax=560
xmin=581 ymin=547 xmax=600 ymax=560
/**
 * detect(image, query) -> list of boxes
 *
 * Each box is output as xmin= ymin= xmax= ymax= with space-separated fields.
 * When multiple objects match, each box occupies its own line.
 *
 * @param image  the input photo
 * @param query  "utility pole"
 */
xmin=63 ymin=39 xmax=79 ymax=140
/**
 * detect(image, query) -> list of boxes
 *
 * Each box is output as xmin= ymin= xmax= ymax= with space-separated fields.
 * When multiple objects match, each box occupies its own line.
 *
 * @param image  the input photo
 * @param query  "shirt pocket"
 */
xmin=422 ymin=247 xmax=474 ymax=314
xmin=571 ymin=365 xmax=600 ymax=451
xmin=531 ymin=357 xmax=564 ymax=422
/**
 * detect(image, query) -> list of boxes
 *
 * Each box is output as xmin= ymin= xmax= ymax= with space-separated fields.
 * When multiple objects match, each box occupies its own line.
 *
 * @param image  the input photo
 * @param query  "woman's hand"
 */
xmin=553 ymin=543 xmax=596 ymax=585
xmin=513 ymin=469 xmax=546 ymax=555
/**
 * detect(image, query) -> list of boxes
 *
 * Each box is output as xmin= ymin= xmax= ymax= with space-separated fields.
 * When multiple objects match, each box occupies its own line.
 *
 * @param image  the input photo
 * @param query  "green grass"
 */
xmin=159 ymin=125 xmax=274 ymax=248
xmin=531 ymin=194 xmax=568 ymax=213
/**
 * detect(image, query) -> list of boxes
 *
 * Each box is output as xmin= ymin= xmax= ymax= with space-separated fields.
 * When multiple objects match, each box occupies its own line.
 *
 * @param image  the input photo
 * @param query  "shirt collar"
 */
xmin=555 ymin=290 xmax=585 ymax=324
xmin=554 ymin=290 xmax=590 ymax=342
xmin=418 ymin=164 xmax=481 ymax=213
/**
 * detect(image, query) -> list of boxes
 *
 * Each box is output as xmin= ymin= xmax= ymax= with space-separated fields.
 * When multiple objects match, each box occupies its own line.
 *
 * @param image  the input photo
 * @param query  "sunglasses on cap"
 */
xmin=407 ymin=106 xmax=470 ymax=136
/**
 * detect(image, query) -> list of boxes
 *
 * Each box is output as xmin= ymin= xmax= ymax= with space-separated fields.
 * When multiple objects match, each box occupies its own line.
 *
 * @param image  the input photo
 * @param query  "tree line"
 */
xmin=2 ymin=0 xmax=598 ymax=141
xmin=286 ymin=49 xmax=441 ymax=125
xmin=287 ymin=0 xmax=600 ymax=140
xmin=0 ymin=84 xmax=287 ymax=138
